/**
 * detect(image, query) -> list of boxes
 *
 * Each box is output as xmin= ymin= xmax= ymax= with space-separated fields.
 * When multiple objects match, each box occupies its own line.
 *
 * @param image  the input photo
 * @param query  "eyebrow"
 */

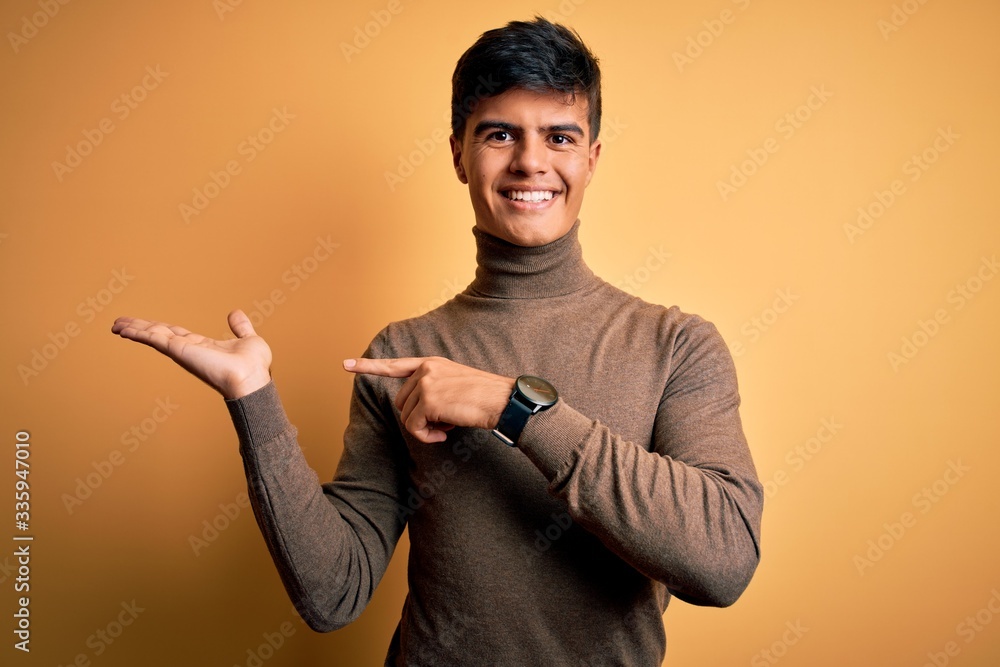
xmin=472 ymin=120 xmax=586 ymax=138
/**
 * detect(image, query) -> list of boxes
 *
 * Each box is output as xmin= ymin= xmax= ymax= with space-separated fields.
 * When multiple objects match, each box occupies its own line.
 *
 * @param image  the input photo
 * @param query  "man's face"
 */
xmin=450 ymin=88 xmax=601 ymax=247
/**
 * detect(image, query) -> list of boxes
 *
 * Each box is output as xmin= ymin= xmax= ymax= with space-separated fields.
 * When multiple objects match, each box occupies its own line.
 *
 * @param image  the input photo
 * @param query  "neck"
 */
xmin=468 ymin=221 xmax=595 ymax=299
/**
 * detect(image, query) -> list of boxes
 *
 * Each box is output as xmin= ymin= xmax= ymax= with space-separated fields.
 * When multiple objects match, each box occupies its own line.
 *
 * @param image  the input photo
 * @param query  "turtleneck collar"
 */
xmin=467 ymin=220 xmax=596 ymax=299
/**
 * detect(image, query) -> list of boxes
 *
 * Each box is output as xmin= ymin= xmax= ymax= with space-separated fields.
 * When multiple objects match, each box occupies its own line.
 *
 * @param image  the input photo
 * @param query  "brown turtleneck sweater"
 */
xmin=226 ymin=222 xmax=763 ymax=666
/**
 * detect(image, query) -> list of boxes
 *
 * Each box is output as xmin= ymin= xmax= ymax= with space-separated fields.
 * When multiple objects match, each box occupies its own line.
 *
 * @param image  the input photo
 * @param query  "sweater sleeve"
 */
xmin=514 ymin=318 xmax=763 ymax=608
xmin=225 ymin=361 xmax=410 ymax=632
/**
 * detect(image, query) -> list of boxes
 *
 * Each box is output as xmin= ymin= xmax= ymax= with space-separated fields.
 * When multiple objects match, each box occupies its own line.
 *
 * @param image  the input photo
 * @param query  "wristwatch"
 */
xmin=492 ymin=375 xmax=558 ymax=446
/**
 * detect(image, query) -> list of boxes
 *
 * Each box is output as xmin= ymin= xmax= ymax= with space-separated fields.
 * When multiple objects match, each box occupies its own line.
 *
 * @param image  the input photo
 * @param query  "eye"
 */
xmin=551 ymin=134 xmax=574 ymax=145
xmin=489 ymin=130 xmax=512 ymax=142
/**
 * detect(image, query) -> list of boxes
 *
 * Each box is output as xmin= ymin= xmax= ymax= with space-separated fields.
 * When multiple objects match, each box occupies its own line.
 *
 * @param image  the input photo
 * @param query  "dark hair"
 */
xmin=450 ymin=17 xmax=602 ymax=143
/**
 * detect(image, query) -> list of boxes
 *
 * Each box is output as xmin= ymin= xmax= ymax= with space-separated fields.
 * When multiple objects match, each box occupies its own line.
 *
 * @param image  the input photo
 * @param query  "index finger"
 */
xmin=343 ymin=357 xmax=427 ymax=377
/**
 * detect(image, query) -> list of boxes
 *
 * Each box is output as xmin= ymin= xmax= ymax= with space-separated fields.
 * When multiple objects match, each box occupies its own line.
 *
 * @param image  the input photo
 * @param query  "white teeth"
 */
xmin=506 ymin=190 xmax=554 ymax=201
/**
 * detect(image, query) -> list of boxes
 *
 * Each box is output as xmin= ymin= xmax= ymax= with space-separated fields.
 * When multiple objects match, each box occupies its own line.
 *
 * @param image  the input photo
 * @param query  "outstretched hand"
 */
xmin=344 ymin=356 xmax=514 ymax=444
xmin=111 ymin=310 xmax=272 ymax=400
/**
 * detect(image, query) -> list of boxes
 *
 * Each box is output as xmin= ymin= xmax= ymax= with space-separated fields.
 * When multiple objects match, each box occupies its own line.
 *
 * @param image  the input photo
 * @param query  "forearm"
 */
xmin=226 ymin=381 xmax=405 ymax=631
xmin=516 ymin=399 xmax=763 ymax=607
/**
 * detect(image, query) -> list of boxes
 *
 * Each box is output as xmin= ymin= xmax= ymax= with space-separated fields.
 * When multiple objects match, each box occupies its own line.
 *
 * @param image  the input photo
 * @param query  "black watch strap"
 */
xmin=492 ymin=395 xmax=534 ymax=447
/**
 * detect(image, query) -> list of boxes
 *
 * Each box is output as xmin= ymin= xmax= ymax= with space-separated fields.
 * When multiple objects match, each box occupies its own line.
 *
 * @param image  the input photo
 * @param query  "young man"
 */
xmin=112 ymin=18 xmax=762 ymax=665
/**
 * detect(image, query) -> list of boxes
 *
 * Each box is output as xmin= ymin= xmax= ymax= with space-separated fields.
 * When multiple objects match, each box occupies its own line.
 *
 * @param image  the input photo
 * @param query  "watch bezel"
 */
xmin=516 ymin=375 xmax=558 ymax=409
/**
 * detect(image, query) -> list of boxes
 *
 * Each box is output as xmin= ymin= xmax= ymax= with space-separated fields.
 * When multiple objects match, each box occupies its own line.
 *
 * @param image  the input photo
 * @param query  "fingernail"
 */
xmin=343 ymin=359 xmax=356 ymax=369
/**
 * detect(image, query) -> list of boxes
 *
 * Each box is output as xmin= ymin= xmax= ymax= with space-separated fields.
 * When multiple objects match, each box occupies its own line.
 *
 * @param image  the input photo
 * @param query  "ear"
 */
xmin=584 ymin=138 xmax=602 ymax=187
xmin=450 ymin=135 xmax=468 ymax=184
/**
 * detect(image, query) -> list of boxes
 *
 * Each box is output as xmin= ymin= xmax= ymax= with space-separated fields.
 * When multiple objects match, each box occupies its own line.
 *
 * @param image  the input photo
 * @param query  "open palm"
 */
xmin=111 ymin=309 xmax=273 ymax=399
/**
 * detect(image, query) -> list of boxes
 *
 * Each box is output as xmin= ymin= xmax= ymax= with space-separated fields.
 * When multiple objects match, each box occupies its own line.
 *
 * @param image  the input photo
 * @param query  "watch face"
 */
xmin=517 ymin=375 xmax=558 ymax=407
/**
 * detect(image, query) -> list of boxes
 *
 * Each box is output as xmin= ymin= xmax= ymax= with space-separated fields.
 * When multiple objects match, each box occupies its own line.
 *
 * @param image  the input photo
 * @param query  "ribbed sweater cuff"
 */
xmin=224 ymin=381 xmax=292 ymax=450
xmin=516 ymin=400 xmax=594 ymax=481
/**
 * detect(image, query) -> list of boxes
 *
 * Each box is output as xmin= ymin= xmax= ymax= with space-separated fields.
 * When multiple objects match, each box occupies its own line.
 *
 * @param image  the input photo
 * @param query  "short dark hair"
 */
xmin=450 ymin=17 xmax=602 ymax=143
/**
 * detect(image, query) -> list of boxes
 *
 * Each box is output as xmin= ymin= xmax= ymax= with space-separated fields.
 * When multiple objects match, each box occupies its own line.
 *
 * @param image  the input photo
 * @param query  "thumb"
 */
xmin=228 ymin=309 xmax=258 ymax=338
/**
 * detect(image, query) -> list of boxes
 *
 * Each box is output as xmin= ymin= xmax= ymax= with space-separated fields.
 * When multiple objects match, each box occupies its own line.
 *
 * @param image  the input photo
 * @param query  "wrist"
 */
xmin=492 ymin=375 xmax=558 ymax=447
xmin=224 ymin=368 xmax=272 ymax=400
xmin=488 ymin=377 xmax=517 ymax=429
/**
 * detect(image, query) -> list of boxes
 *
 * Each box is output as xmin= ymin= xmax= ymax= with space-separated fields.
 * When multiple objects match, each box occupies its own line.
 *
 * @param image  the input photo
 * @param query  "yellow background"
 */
xmin=2 ymin=0 xmax=999 ymax=664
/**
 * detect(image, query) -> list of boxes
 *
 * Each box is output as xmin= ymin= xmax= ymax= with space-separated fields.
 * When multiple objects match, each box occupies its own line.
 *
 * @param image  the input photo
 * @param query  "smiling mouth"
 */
xmin=501 ymin=190 xmax=558 ymax=202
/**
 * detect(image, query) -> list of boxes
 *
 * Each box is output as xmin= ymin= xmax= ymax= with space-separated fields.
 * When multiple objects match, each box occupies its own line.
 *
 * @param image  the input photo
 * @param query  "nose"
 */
xmin=509 ymin=134 xmax=549 ymax=175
